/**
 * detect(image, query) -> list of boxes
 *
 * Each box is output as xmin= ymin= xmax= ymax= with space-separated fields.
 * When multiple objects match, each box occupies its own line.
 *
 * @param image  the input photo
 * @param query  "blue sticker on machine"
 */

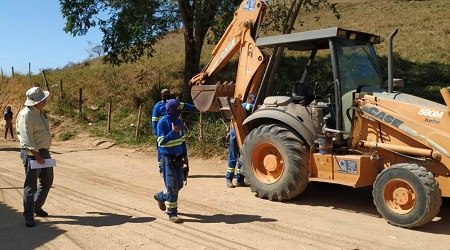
xmin=337 ymin=160 xmax=358 ymax=175
xmin=243 ymin=0 xmax=256 ymax=11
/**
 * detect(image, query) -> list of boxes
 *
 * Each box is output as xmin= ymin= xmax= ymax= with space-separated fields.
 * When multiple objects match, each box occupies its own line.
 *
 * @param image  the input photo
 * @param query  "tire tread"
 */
xmin=373 ymin=163 xmax=441 ymax=228
xmin=241 ymin=124 xmax=309 ymax=201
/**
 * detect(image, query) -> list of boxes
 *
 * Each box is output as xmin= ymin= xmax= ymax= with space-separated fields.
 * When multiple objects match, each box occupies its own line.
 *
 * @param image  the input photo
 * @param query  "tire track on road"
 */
xmin=46 ymin=158 xmax=250 ymax=249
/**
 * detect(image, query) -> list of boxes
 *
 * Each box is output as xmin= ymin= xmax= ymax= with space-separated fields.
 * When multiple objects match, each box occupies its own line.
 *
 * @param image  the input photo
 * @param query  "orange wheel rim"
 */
xmin=251 ymin=142 xmax=284 ymax=184
xmin=384 ymin=179 xmax=415 ymax=214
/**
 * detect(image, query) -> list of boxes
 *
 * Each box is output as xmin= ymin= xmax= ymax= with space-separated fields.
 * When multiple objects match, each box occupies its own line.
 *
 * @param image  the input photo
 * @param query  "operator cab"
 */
xmin=291 ymin=83 xmax=315 ymax=106
xmin=256 ymin=27 xmax=384 ymax=144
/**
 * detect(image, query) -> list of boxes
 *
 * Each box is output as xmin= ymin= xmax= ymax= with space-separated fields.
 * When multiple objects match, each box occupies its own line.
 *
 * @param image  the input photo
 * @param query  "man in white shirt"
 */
xmin=16 ymin=87 xmax=53 ymax=228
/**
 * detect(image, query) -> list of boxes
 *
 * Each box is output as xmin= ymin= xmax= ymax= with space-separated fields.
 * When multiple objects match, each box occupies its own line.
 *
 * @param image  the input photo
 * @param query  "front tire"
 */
xmin=372 ymin=163 xmax=441 ymax=228
xmin=240 ymin=124 xmax=309 ymax=201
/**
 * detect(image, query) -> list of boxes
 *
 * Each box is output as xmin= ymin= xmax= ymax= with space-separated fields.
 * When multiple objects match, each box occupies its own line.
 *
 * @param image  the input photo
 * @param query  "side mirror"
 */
xmin=393 ymin=78 xmax=405 ymax=89
xmin=384 ymin=78 xmax=404 ymax=90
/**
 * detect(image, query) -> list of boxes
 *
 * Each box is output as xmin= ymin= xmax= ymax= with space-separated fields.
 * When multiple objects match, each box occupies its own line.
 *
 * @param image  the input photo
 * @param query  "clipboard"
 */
xmin=30 ymin=159 xmax=56 ymax=169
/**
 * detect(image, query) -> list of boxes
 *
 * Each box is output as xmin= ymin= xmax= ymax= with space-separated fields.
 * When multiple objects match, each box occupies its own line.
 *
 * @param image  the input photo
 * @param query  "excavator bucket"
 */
xmin=191 ymin=81 xmax=235 ymax=112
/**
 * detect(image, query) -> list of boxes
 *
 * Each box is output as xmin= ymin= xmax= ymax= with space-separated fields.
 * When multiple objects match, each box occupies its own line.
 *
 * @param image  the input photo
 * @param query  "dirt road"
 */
xmin=1 ymin=137 xmax=450 ymax=250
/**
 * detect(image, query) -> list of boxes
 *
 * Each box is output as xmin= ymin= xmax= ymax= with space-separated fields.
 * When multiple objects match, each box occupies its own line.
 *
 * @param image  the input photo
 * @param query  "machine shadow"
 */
xmin=286 ymin=182 xmax=450 ymax=235
xmin=178 ymin=212 xmax=277 ymax=224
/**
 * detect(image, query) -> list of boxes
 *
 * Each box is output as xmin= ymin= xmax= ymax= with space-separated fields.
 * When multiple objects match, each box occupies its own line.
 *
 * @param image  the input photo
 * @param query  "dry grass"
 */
xmin=296 ymin=0 xmax=450 ymax=63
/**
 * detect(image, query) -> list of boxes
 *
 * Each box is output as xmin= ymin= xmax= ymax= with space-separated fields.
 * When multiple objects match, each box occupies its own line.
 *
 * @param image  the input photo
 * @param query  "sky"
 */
xmin=0 ymin=1 xmax=103 ymax=76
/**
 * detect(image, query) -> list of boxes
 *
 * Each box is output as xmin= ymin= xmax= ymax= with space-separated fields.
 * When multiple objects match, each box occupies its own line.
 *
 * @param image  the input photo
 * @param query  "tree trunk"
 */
xmin=178 ymin=0 xmax=222 ymax=100
xmin=183 ymin=32 xmax=201 ymax=99
xmin=266 ymin=0 xmax=303 ymax=96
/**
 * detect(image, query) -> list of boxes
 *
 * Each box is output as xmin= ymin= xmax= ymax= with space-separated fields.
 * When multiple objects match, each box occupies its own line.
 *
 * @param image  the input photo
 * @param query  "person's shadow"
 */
xmin=43 ymin=212 xmax=154 ymax=227
xmin=178 ymin=212 xmax=277 ymax=224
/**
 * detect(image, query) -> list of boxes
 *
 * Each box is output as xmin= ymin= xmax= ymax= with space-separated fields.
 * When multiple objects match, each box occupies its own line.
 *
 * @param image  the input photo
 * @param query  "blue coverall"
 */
xmin=152 ymin=101 xmax=195 ymax=173
xmin=226 ymin=102 xmax=254 ymax=184
xmin=155 ymin=114 xmax=187 ymax=217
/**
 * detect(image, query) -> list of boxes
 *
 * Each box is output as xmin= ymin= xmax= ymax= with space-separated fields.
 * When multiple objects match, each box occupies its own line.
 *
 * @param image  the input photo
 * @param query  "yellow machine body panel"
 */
xmin=349 ymin=92 xmax=450 ymax=196
xmin=310 ymin=153 xmax=382 ymax=187
xmin=189 ymin=0 xmax=450 ymax=227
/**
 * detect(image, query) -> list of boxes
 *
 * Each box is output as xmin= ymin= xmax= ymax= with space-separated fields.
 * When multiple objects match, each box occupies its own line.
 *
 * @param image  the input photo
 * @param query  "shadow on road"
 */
xmin=286 ymin=182 xmax=450 ymax=235
xmin=50 ymin=140 xmax=116 ymax=155
xmin=0 ymin=147 xmax=21 ymax=152
xmin=50 ymin=147 xmax=115 ymax=155
xmin=43 ymin=212 xmax=155 ymax=227
xmin=187 ymin=174 xmax=223 ymax=179
xmin=0 ymin=201 xmax=66 ymax=249
xmin=178 ymin=212 xmax=277 ymax=224
xmin=290 ymin=182 xmax=378 ymax=216
xmin=0 ymin=186 xmax=22 ymax=190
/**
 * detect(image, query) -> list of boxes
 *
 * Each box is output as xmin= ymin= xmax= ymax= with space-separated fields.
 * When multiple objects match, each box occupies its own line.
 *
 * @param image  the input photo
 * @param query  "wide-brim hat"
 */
xmin=24 ymin=87 xmax=50 ymax=106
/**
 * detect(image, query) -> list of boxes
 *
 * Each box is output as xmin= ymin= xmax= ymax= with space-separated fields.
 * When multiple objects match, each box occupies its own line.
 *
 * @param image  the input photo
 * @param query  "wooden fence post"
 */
xmin=42 ymin=70 xmax=50 ymax=91
xmin=199 ymin=112 xmax=203 ymax=141
xmin=28 ymin=63 xmax=31 ymax=85
xmin=107 ymin=99 xmax=112 ymax=134
xmin=59 ymin=79 xmax=63 ymax=99
xmin=135 ymin=103 xmax=142 ymax=141
xmin=79 ymin=88 xmax=82 ymax=122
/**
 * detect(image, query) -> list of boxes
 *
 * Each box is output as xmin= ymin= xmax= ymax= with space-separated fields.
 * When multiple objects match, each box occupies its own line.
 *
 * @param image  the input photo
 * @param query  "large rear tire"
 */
xmin=372 ymin=163 xmax=442 ymax=228
xmin=240 ymin=124 xmax=309 ymax=201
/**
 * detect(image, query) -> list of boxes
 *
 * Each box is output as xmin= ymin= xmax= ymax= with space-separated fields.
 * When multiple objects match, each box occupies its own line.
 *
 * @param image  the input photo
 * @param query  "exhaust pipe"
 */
xmin=440 ymin=87 xmax=450 ymax=110
xmin=387 ymin=29 xmax=398 ymax=93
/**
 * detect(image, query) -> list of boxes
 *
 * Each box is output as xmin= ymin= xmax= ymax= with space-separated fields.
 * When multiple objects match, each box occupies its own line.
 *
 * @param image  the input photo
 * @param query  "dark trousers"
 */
xmin=5 ymin=127 xmax=14 ymax=139
xmin=21 ymin=149 xmax=54 ymax=220
xmin=155 ymin=155 xmax=184 ymax=217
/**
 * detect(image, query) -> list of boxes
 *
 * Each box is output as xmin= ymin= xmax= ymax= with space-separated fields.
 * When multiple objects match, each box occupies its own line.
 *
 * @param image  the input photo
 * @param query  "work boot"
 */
xmin=169 ymin=215 xmax=183 ymax=223
xmin=35 ymin=209 xmax=49 ymax=217
xmin=226 ymin=179 xmax=235 ymax=188
xmin=235 ymin=179 xmax=248 ymax=187
xmin=25 ymin=218 xmax=36 ymax=228
xmin=154 ymin=194 xmax=166 ymax=211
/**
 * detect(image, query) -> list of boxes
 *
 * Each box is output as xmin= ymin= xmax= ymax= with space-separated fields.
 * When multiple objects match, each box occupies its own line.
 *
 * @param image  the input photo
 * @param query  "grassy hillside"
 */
xmin=1 ymin=0 xmax=449 ymax=157
xmin=299 ymin=0 xmax=450 ymax=63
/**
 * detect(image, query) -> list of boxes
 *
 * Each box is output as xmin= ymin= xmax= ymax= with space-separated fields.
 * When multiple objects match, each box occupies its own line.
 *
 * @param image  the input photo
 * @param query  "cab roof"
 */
xmin=256 ymin=27 xmax=381 ymax=51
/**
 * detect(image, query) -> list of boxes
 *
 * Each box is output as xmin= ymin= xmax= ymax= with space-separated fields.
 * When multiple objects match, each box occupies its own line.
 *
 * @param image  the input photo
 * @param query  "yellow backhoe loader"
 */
xmin=190 ymin=0 xmax=449 ymax=228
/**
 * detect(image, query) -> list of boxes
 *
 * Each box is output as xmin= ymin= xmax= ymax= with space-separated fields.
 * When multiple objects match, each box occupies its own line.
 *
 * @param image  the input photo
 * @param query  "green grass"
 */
xmin=59 ymin=131 xmax=76 ymax=141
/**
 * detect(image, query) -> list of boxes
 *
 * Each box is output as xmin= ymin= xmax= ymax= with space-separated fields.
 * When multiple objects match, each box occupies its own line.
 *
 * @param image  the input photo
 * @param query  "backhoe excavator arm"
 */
xmin=190 ymin=0 xmax=268 ymax=148
xmin=190 ymin=0 xmax=268 ymax=108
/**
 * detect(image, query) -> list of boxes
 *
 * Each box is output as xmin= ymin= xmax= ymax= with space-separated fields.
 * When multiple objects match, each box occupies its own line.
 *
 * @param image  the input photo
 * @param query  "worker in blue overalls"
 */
xmin=226 ymin=93 xmax=255 ymax=188
xmin=153 ymin=99 xmax=188 ymax=223
xmin=152 ymin=89 xmax=195 ymax=176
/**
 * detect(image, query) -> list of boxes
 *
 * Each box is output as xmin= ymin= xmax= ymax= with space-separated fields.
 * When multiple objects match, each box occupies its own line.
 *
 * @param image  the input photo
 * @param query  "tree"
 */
xmin=262 ymin=0 xmax=340 ymax=95
xmin=86 ymin=41 xmax=104 ymax=60
xmin=61 ymin=0 xmax=179 ymax=64
xmin=176 ymin=0 xmax=242 ymax=93
xmin=60 ymin=0 xmax=240 ymax=93
xmin=60 ymin=0 xmax=339 ymax=95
